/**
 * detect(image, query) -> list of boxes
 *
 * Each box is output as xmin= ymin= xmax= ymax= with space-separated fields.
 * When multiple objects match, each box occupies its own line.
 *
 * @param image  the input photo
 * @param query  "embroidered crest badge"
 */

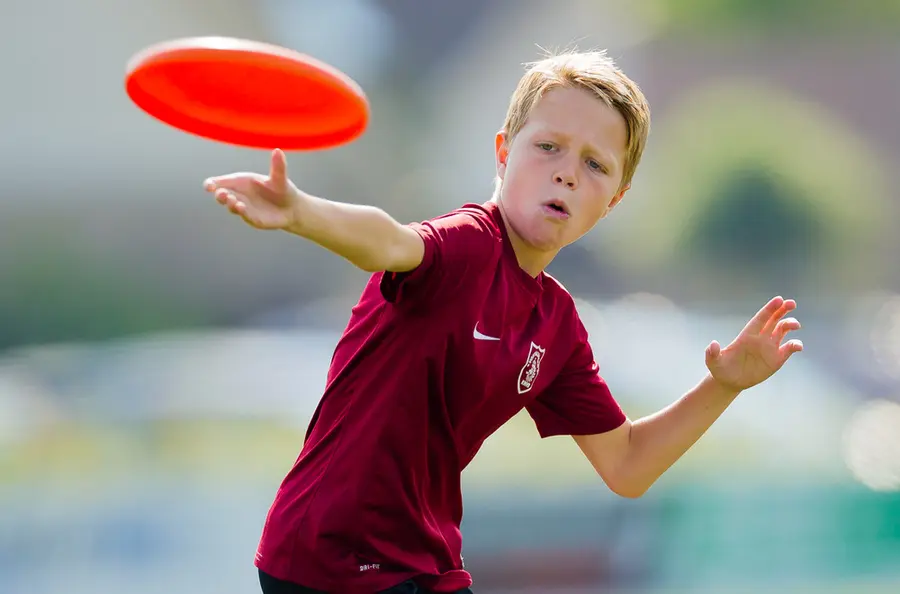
xmin=517 ymin=342 xmax=546 ymax=394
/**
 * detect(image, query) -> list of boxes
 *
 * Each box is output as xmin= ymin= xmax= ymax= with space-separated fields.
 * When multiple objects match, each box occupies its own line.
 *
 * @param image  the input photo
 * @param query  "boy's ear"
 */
xmin=495 ymin=131 xmax=509 ymax=179
xmin=602 ymin=183 xmax=630 ymax=218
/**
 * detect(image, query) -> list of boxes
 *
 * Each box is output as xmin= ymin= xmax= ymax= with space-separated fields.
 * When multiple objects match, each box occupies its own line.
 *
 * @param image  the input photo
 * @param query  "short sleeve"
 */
xmin=526 ymin=316 xmax=626 ymax=438
xmin=379 ymin=206 xmax=498 ymax=307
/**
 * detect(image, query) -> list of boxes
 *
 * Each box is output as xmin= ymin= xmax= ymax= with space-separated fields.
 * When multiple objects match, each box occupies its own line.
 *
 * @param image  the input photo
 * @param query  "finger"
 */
xmin=705 ymin=340 xmax=721 ymax=366
xmin=269 ymin=149 xmax=287 ymax=187
xmin=214 ymin=188 xmax=240 ymax=205
xmin=761 ymin=299 xmax=797 ymax=336
xmin=741 ymin=296 xmax=785 ymax=336
xmin=778 ymin=339 xmax=804 ymax=360
xmin=773 ymin=317 xmax=801 ymax=343
xmin=204 ymin=173 xmax=255 ymax=193
xmin=215 ymin=189 xmax=246 ymax=214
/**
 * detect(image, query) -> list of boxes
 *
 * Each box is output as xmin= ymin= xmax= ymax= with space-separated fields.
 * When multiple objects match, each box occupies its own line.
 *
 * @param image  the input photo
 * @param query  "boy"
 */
xmin=203 ymin=50 xmax=803 ymax=594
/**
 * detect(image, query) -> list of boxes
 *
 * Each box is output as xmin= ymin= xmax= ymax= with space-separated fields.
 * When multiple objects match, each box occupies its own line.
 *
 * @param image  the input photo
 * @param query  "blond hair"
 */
xmin=499 ymin=49 xmax=651 ymax=192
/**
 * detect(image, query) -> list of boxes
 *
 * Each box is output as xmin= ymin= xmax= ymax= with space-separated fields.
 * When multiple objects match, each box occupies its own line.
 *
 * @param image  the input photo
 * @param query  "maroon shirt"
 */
xmin=255 ymin=201 xmax=626 ymax=593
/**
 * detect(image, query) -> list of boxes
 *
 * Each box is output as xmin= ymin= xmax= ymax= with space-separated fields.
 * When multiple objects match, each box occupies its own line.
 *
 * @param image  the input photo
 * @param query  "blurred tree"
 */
xmin=600 ymin=81 xmax=891 ymax=303
xmin=0 ymin=229 xmax=211 ymax=351
xmin=636 ymin=0 xmax=900 ymax=37
xmin=685 ymin=166 xmax=823 ymax=291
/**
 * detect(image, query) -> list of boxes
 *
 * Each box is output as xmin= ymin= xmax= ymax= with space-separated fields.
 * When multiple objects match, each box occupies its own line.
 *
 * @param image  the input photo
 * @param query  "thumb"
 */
xmin=705 ymin=340 xmax=721 ymax=366
xmin=269 ymin=149 xmax=288 ymax=187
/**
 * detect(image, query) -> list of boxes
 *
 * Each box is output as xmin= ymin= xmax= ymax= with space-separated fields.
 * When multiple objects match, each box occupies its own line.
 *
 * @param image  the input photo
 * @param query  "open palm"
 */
xmin=706 ymin=296 xmax=804 ymax=392
xmin=203 ymin=149 xmax=299 ymax=230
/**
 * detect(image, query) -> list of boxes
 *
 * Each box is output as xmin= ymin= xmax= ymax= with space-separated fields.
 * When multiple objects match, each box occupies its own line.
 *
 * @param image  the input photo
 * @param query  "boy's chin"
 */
xmin=521 ymin=230 xmax=566 ymax=253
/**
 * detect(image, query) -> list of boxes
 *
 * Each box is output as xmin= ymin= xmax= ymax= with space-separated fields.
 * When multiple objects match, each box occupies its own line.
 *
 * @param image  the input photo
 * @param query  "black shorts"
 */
xmin=258 ymin=569 xmax=474 ymax=594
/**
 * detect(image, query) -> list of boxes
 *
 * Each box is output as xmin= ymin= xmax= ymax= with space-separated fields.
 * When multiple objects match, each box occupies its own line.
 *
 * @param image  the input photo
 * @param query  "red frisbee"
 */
xmin=125 ymin=36 xmax=370 ymax=150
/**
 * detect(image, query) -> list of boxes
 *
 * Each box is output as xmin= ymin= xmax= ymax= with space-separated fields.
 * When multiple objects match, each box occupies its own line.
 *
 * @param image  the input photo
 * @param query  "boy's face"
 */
xmin=495 ymin=85 xmax=629 ymax=272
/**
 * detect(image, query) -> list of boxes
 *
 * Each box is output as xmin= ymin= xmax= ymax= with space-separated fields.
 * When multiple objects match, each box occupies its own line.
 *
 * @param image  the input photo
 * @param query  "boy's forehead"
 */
xmin=523 ymin=87 xmax=627 ymax=154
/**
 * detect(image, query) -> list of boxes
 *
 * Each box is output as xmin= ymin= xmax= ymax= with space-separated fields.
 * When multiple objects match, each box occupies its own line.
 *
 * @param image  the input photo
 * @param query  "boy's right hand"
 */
xmin=203 ymin=149 xmax=304 ymax=231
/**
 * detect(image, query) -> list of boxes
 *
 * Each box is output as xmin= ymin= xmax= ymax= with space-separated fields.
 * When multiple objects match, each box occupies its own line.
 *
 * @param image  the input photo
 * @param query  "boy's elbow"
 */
xmin=604 ymin=470 xmax=649 ymax=499
xmin=611 ymin=483 xmax=648 ymax=499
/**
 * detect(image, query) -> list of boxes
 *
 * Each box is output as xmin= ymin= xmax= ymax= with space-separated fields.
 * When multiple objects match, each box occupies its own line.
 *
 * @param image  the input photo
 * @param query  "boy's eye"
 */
xmin=537 ymin=142 xmax=555 ymax=151
xmin=588 ymin=159 xmax=606 ymax=173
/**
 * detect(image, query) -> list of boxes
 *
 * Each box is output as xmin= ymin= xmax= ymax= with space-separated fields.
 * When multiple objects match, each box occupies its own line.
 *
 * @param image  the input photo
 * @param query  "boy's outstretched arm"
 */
xmin=574 ymin=296 xmax=804 ymax=499
xmin=203 ymin=149 xmax=424 ymax=273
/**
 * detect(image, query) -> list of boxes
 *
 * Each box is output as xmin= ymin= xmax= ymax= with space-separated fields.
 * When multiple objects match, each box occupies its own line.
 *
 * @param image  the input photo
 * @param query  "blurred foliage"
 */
xmin=637 ymin=0 xmax=900 ymax=36
xmin=683 ymin=166 xmax=824 ymax=294
xmin=688 ymin=167 xmax=822 ymax=267
xmin=610 ymin=81 xmax=890 ymax=300
xmin=0 ymin=237 xmax=210 ymax=350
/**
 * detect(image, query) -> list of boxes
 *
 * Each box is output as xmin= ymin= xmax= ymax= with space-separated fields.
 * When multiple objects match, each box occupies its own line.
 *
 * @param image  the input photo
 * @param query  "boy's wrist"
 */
xmin=702 ymin=373 xmax=743 ymax=400
xmin=284 ymin=190 xmax=314 ymax=236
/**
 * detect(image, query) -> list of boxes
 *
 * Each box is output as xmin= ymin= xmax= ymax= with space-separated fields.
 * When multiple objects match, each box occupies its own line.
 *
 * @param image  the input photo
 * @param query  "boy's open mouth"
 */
xmin=542 ymin=200 xmax=570 ymax=216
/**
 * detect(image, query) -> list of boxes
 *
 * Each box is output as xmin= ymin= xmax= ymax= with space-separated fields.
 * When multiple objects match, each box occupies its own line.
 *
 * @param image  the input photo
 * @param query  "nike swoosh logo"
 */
xmin=473 ymin=323 xmax=500 ymax=341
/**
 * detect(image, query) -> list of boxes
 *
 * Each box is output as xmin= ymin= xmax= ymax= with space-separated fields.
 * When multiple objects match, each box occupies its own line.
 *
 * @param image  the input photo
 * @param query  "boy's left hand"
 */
xmin=705 ymin=296 xmax=804 ymax=393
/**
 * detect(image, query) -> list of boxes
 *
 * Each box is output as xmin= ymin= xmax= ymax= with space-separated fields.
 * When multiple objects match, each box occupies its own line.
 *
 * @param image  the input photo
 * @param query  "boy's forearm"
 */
xmin=285 ymin=195 xmax=420 ymax=273
xmin=618 ymin=375 xmax=741 ymax=496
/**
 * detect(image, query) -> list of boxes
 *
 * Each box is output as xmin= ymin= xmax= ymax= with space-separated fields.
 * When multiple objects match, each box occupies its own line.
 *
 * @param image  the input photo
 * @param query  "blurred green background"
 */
xmin=2 ymin=1 xmax=899 ymax=593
